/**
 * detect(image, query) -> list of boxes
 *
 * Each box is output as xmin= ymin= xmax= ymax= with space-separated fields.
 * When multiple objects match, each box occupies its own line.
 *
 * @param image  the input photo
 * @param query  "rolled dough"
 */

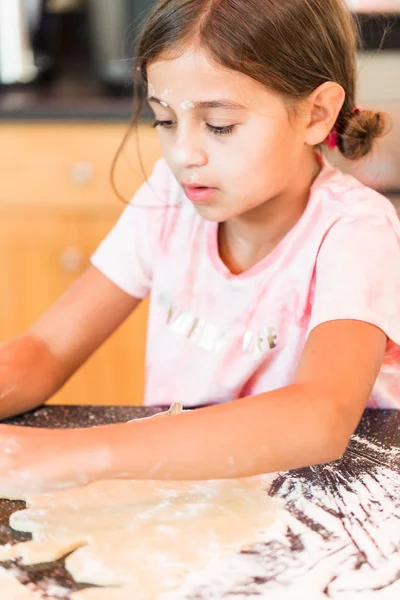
xmin=0 ymin=404 xmax=280 ymax=599
xmin=1 ymin=476 xmax=279 ymax=599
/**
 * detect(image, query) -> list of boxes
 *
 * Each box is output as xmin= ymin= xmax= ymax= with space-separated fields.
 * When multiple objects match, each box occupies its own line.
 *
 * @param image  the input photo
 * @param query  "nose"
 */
xmin=172 ymin=125 xmax=208 ymax=169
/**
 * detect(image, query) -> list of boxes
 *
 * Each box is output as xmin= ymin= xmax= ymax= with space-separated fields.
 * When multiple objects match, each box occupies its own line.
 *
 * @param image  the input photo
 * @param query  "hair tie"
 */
xmin=324 ymin=106 xmax=366 ymax=149
xmin=324 ymin=129 xmax=338 ymax=150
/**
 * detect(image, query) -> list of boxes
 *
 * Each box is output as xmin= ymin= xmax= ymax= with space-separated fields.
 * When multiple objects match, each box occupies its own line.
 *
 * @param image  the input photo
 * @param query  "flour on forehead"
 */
xmin=181 ymin=100 xmax=195 ymax=111
xmin=160 ymin=88 xmax=172 ymax=101
xmin=147 ymin=81 xmax=156 ymax=97
xmin=147 ymin=83 xmax=194 ymax=111
xmin=159 ymin=88 xmax=172 ymax=108
xmin=147 ymin=84 xmax=171 ymax=107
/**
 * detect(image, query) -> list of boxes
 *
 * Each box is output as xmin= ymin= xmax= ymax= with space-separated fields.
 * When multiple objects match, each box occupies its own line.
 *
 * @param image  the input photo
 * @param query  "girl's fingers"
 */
xmin=128 ymin=402 xmax=183 ymax=423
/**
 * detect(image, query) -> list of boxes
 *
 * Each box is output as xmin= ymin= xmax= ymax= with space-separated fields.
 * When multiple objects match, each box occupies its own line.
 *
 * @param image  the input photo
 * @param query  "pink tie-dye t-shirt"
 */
xmin=91 ymin=154 xmax=400 ymax=409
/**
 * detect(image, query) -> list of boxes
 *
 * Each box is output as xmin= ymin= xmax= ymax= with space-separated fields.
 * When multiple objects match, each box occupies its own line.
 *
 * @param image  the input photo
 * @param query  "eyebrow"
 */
xmin=147 ymin=96 xmax=247 ymax=110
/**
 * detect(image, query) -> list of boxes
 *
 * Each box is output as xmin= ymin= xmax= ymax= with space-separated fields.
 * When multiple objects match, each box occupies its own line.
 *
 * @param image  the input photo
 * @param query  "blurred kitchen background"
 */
xmin=0 ymin=0 xmax=399 ymax=407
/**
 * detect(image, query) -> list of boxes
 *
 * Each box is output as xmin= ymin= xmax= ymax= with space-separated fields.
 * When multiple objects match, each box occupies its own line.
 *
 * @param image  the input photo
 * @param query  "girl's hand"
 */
xmin=0 ymin=425 xmax=109 ymax=498
xmin=0 ymin=404 xmax=183 ymax=498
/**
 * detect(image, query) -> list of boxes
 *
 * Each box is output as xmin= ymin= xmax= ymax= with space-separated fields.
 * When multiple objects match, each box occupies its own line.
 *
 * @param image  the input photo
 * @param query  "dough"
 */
xmin=0 ymin=537 xmax=85 ymax=565
xmin=71 ymin=587 xmax=138 ymax=600
xmin=0 ymin=404 xmax=280 ymax=599
xmin=0 ymin=566 xmax=41 ymax=599
xmin=2 ymin=477 xmax=279 ymax=599
xmin=127 ymin=402 xmax=184 ymax=422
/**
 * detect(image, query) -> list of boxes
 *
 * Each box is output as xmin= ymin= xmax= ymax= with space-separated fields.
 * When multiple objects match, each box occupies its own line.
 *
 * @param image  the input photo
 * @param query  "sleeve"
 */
xmin=90 ymin=157 xmax=172 ymax=298
xmin=307 ymin=214 xmax=400 ymax=345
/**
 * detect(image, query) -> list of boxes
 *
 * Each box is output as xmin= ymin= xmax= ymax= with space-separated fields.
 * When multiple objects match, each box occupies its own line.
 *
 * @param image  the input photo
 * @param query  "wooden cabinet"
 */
xmin=0 ymin=122 xmax=162 ymax=405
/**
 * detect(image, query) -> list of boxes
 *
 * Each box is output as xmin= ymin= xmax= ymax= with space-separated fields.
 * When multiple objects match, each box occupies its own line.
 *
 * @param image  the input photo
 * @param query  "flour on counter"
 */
xmin=350 ymin=434 xmax=400 ymax=467
xmin=159 ymin=461 xmax=400 ymax=599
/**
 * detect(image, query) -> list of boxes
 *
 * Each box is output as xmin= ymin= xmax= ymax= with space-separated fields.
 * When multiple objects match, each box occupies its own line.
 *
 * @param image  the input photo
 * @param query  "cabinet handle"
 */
xmin=59 ymin=247 xmax=84 ymax=273
xmin=71 ymin=162 xmax=94 ymax=184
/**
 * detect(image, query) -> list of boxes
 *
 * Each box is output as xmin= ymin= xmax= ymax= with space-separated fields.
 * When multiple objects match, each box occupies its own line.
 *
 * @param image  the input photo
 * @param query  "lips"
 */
xmin=181 ymin=182 xmax=214 ymax=189
xmin=183 ymin=185 xmax=217 ymax=203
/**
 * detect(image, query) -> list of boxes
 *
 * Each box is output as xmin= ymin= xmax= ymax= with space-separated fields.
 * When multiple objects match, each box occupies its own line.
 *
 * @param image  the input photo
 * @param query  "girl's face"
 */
xmin=146 ymin=47 xmax=313 ymax=223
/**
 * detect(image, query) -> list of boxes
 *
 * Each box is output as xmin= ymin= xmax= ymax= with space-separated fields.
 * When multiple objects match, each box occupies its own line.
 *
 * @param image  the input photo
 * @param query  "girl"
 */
xmin=0 ymin=0 xmax=398 ymax=495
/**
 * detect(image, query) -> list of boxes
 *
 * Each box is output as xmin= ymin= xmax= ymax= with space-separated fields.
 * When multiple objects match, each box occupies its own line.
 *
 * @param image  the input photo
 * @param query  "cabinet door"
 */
xmin=0 ymin=209 xmax=148 ymax=406
xmin=0 ymin=123 xmax=162 ymax=210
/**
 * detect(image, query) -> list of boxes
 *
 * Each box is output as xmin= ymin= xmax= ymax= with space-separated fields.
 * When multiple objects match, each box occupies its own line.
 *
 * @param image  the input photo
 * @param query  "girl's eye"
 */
xmin=152 ymin=120 xmax=175 ymax=130
xmin=152 ymin=120 xmax=235 ymax=136
xmin=206 ymin=123 xmax=235 ymax=136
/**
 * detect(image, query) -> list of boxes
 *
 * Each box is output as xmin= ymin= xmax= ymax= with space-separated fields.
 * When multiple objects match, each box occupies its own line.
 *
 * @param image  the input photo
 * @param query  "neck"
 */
xmin=218 ymin=152 xmax=322 ymax=275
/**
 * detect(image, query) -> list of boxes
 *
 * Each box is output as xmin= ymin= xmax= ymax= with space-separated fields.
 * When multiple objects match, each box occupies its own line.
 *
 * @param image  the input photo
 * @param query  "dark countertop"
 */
xmin=0 ymin=405 xmax=399 ymax=599
xmin=0 ymin=66 xmax=153 ymax=123
xmin=0 ymin=90 xmax=153 ymax=123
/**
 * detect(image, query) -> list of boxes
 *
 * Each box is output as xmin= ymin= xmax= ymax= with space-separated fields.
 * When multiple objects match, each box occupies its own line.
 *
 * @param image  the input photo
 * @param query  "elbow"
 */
xmin=317 ymin=407 xmax=352 ymax=465
xmin=319 ymin=433 xmax=349 ymax=465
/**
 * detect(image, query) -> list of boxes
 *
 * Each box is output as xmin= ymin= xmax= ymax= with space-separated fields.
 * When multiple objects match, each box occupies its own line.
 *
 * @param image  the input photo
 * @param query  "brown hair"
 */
xmin=113 ymin=0 xmax=390 ymax=197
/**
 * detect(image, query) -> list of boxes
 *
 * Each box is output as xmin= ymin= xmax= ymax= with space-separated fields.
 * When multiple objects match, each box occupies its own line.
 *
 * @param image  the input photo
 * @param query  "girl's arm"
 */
xmin=0 ymin=266 xmax=140 ymax=420
xmin=97 ymin=319 xmax=387 ymax=480
xmin=0 ymin=319 xmax=386 ymax=494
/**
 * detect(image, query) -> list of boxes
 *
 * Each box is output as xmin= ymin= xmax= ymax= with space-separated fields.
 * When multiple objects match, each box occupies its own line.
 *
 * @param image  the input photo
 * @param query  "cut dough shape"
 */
xmin=2 ymin=476 xmax=280 ymax=598
xmin=0 ymin=537 xmax=85 ymax=565
xmin=0 ymin=566 xmax=41 ymax=599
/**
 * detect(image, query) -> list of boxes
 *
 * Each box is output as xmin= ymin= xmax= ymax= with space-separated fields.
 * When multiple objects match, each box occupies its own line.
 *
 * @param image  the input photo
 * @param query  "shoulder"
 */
xmin=315 ymin=158 xmax=400 ymax=230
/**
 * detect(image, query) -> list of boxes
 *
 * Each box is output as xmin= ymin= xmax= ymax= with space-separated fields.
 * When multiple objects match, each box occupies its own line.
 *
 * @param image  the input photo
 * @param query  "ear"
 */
xmin=303 ymin=82 xmax=346 ymax=146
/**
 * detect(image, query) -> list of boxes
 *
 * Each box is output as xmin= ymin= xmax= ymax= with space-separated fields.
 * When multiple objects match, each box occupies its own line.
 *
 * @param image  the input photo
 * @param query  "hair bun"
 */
xmin=338 ymin=108 xmax=390 ymax=161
